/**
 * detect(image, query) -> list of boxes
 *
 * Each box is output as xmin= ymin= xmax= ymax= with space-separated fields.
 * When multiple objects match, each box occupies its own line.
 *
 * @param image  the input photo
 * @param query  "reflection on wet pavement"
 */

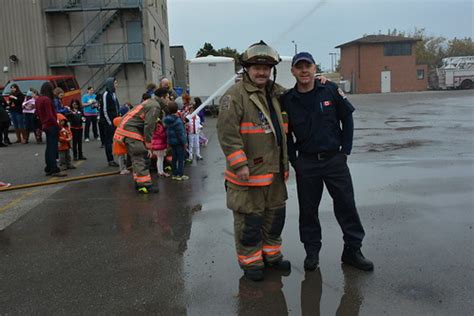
xmin=238 ymin=271 xmax=288 ymax=315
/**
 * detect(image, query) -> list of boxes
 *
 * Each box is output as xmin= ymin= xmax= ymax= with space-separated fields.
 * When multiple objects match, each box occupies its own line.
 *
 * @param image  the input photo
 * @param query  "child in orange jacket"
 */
xmin=58 ymin=114 xmax=76 ymax=171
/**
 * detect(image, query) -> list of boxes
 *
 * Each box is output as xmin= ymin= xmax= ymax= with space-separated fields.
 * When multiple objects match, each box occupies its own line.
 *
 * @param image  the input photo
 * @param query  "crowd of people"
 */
xmin=0 ymin=77 xmax=207 ymax=186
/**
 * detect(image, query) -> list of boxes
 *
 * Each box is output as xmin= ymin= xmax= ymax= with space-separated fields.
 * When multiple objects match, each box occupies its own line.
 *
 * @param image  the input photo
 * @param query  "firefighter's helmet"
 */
xmin=240 ymin=40 xmax=281 ymax=67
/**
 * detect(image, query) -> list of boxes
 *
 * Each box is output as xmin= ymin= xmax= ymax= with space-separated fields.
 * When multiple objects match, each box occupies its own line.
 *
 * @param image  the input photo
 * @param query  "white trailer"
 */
xmin=437 ymin=56 xmax=474 ymax=89
xmin=188 ymin=56 xmax=235 ymax=108
xmin=274 ymin=56 xmax=295 ymax=89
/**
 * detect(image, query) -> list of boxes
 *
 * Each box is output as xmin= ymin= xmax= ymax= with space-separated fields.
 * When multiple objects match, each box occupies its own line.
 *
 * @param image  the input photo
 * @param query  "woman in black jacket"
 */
xmin=7 ymin=84 xmax=26 ymax=143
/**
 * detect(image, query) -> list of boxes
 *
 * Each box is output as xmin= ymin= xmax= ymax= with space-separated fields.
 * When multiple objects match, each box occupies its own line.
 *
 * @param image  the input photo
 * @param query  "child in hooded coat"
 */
xmin=163 ymin=101 xmax=188 ymax=181
xmin=57 ymin=114 xmax=76 ymax=171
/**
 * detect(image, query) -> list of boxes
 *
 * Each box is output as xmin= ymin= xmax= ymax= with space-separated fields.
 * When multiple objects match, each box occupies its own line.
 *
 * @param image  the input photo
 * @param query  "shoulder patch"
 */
xmin=220 ymin=95 xmax=232 ymax=111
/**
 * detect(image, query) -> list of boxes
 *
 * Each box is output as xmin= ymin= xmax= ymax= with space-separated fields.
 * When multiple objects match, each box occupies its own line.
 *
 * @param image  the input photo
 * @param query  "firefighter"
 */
xmin=114 ymin=97 xmax=162 ymax=194
xmin=217 ymin=41 xmax=291 ymax=281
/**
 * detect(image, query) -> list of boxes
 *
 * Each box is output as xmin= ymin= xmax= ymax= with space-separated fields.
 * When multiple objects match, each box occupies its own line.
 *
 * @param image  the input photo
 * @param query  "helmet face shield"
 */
xmin=241 ymin=42 xmax=281 ymax=66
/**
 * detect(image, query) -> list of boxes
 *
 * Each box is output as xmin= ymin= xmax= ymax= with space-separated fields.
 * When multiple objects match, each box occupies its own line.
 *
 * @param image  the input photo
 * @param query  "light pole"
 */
xmin=291 ymin=40 xmax=297 ymax=55
xmin=329 ymin=52 xmax=337 ymax=72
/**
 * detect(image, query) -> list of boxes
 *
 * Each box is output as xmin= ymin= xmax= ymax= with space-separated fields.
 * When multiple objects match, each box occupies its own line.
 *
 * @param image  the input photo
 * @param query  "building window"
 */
xmin=56 ymin=79 xmax=68 ymax=92
xmin=417 ymin=69 xmax=424 ymax=80
xmin=384 ymin=43 xmax=412 ymax=56
xmin=160 ymin=42 xmax=166 ymax=76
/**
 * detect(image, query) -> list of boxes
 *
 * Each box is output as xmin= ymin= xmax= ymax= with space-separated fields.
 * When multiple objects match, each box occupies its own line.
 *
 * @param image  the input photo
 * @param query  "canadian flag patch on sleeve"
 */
xmin=323 ymin=101 xmax=332 ymax=106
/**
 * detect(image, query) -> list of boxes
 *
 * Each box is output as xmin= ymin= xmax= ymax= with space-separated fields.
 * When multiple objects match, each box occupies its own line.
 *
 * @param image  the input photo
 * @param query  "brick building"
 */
xmin=336 ymin=35 xmax=428 ymax=93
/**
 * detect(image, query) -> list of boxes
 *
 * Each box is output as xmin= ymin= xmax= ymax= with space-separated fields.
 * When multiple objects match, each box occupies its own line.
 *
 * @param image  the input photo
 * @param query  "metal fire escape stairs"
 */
xmin=44 ymin=0 xmax=145 ymax=93
xmin=67 ymin=10 xmax=120 ymax=65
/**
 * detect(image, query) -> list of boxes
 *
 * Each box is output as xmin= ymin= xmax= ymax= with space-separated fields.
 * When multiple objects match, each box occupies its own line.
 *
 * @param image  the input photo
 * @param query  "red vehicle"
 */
xmin=2 ymin=75 xmax=81 ymax=106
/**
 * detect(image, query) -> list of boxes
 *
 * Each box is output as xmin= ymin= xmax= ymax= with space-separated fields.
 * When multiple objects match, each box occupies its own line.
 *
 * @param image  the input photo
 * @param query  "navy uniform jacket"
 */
xmin=281 ymin=80 xmax=355 ymax=167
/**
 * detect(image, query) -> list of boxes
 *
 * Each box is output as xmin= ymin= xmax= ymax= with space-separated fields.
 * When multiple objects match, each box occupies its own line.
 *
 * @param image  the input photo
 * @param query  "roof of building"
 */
xmin=335 ymin=35 xmax=420 ymax=48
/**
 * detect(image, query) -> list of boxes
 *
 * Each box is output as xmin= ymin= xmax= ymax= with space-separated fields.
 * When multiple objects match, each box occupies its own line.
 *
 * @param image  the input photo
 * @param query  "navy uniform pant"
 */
xmin=295 ymin=152 xmax=365 ymax=255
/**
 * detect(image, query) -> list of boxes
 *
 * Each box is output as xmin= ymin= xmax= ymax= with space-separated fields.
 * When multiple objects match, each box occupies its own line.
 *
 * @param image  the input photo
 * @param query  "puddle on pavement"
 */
xmin=358 ymin=140 xmax=433 ymax=153
xmin=395 ymin=126 xmax=431 ymax=131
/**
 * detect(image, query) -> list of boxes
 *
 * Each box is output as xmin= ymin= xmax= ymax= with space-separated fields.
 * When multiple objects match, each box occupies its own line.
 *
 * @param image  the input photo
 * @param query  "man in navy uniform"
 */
xmin=281 ymin=52 xmax=373 ymax=272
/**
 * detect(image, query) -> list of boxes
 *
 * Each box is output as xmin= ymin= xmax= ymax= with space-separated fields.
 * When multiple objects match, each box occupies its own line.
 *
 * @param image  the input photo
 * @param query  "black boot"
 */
xmin=0 ymin=142 xmax=6 ymax=147
xmin=304 ymin=254 xmax=319 ymax=271
xmin=341 ymin=246 xmax=374 ymax=271
xmin=137 ymin=185 xmax=159 ymax=194
xmin=243 ymin=268 xmax=264 ymax=282
xmin=266 ymin=258 xmax=291 ymax=270
xmin=266 ymin=259 xmax=291 ymax=276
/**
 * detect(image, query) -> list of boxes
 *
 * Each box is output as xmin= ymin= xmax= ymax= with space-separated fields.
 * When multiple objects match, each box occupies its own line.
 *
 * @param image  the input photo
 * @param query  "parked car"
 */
xmin=2 ymin=75 xmax=81 ymax=106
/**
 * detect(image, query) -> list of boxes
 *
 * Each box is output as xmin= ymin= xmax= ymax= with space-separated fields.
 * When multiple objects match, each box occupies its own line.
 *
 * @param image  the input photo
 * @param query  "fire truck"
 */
xmin=436 ymin=56 xmax=474 ymax=89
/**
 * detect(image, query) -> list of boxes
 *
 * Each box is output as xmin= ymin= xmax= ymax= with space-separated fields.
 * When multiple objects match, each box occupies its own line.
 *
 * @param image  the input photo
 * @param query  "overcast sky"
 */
xmin=168 ymin=0 xmax=473 ymax=71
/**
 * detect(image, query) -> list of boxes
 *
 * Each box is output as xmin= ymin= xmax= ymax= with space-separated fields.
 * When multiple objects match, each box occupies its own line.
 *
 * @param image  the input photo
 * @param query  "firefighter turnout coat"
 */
xmin=114 ymin=98 xmax=161 ymax=148
xmin=217 ymin=75 xmax=289 ymax=188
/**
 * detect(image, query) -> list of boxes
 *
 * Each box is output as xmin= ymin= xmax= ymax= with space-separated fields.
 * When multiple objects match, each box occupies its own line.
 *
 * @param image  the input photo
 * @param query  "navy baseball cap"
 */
xmin=291 ymin=52 xmax=315 ymax=66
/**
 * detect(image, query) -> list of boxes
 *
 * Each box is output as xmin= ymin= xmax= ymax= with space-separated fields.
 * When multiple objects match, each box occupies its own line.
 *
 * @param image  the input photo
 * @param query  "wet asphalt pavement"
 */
xmin=0 ymin=90 xmax=473 ymax=315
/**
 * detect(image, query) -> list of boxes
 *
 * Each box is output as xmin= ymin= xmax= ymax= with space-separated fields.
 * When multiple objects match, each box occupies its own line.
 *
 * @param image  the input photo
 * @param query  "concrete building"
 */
xmin=170 ymin=45 xmax=188 ymax=90
xmin=0 ymin=0 xmax=174 ymax=103
xmin=336 ymin=35 xmax=428 ymax=94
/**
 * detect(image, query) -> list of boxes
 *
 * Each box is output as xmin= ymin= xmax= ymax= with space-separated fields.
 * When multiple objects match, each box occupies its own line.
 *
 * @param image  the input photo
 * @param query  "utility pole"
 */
xmin=291 ymin=40 xmax=297 ymax=55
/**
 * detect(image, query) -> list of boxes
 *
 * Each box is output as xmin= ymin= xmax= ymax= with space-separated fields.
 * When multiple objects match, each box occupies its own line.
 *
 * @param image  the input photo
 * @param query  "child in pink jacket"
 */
xmin=151 ymin=119 xmax=169 ymax=177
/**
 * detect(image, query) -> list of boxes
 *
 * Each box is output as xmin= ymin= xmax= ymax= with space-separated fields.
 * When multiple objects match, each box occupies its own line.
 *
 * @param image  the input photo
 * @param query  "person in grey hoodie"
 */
xmin=99 ymin=77 xmax=120 ymax=166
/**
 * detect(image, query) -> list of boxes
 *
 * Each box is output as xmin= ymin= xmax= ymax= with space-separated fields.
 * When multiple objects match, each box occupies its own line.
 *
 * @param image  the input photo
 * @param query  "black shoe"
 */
xmin=5 ymin=139 xmax=12 ymax=145
xmin=78 ymin=156 xmax=87 ymax=160
xmin=108 ymin=161 xmax=119 ymax=167
xmin=0 ymin=143 xmax=7 ymax=147
xmin=304 ymin=254 xmax=319 ymax=271
xmin=243 ymin=269 xmax=264 ymax=282
xmin=341 ymin=246 xmax=374 ymax=271
xmin=73 ymin=157 xmax=78 ymax=161
xmin=67 ymin=165 xmax=77 ymax=169
xmin=49 ymin=171 xmax=67 ymax=177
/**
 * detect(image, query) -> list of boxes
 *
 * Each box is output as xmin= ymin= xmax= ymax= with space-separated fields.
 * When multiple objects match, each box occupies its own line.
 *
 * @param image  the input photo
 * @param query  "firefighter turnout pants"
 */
xmin=226 ymin=172 xmax=288 ymax=270
xmin=124 ymin=138 xmax=152 ymax=187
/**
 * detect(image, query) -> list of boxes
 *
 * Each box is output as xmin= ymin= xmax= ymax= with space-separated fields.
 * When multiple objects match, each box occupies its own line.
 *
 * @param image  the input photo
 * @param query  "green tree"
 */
xmin=217 ymin=47 xmax=240 ymax=59
xmin=196 ymin=42 xmax=218 ymax=57
xmin=217 ymin=46 xmax=242 ymax=71
xmin=445 ymin=37 xmax=474 ymax=57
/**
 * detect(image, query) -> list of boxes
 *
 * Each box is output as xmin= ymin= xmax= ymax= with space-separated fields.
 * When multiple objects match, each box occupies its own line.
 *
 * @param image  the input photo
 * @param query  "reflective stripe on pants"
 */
xmin=124 ymin=138 xmax=152 ymax=187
